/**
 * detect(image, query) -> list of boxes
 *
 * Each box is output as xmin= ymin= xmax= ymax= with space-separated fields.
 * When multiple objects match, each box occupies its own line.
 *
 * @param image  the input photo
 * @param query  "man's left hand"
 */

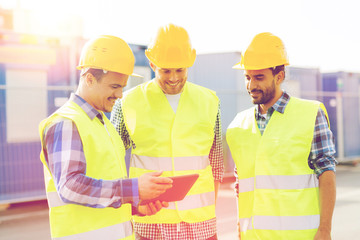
xmin=137 ymin=200 xmax=169 ymax=216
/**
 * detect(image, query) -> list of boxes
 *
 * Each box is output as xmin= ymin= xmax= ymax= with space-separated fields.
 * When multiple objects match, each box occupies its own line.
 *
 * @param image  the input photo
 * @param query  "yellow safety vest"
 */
xmin=39 ymin=100 xmax=134 ymax=240
xmin=226 ymin=97 xmax=326 ymax=240
xmin=122 ymin=80 xmax=219 ymax=224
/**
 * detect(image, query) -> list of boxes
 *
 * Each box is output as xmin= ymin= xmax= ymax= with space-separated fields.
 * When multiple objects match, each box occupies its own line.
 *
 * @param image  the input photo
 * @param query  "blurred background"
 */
xmin=0 ymin=0 xmax=359 ymax=239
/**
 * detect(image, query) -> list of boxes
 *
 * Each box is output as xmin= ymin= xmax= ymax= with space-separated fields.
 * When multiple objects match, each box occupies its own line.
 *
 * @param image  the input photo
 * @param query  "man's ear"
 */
xmin=276 ymin=71 xmax=285 ymax=85
xmin=85 ymin=73 xmax=95 ymax=87
xmin=149 ymin=62 xmax=156 ymax=72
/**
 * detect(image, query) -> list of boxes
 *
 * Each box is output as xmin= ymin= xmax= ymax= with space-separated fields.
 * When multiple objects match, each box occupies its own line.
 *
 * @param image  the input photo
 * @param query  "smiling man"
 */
xmin=39 ymin=35 xmax=173 ymax=240
xmin=111 ymin=24 xmax=224 ymax=240
xmin=226 ymin=32 xmax=337 ymax=240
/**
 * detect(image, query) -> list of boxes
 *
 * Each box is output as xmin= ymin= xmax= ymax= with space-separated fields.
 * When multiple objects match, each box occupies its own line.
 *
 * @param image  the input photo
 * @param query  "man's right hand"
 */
xmin=138 ymin=172 xmax=173 ymax=200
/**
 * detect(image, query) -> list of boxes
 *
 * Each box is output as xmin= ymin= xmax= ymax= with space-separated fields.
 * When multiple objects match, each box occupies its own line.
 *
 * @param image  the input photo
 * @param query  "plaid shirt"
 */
xmin=110 ymin=95 xmax=224 ymax=240
xmin=42 ymin=93 xmax=139 ymax=209
xmin=234 ymin=92 xmax=337 ymax=193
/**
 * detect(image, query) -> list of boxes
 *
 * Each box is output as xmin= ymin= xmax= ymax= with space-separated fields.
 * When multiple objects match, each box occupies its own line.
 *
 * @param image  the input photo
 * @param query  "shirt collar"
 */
xmin=255 ymin=91 xmax=291 ymax=115
xmin=70 ymin=93 xmax=102 ymax=120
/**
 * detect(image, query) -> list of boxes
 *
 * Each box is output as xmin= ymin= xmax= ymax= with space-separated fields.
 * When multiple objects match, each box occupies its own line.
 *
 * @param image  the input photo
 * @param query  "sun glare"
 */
xmin=1 ymin=0 xmax=83 ymax=36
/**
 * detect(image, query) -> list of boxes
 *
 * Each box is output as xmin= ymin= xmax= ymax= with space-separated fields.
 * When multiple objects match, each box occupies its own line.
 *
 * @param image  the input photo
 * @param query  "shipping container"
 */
xmin=285 ymin=66 xmax=322 ymax=100
xmin=188 ymin=52 xmax=342 ymax=173
xmin=188 ymin=52 xmax=253 ymax=130
xmin=0 ymin=34 xmax=58 ymax=203
xmin=188 ymin=52 xmax=253 ymax=174
xmin=0 ymin=31 xmax=151 ymax=204
xmin=322 ymin=72 xmax=360 ymax=162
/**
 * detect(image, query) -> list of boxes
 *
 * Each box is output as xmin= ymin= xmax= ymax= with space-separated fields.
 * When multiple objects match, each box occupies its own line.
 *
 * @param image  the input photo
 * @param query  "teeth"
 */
xmin=168 ymin=82 xmax=178 ymax=86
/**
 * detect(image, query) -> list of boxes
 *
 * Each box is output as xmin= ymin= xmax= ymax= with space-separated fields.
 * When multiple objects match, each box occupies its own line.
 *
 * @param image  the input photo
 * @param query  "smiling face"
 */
xmin=244 ymin=68 xmax=284 ymax=113
xmin=86 ymin=71 xmax=128 ymax=112
xmin=151 ymin=62 xmax=188 ymax=95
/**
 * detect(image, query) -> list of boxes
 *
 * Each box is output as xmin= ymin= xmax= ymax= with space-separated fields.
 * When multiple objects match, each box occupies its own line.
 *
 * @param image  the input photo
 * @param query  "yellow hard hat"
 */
xmin=233 ymin=32 xmax=289 ymax=70
xmin=145 ymin=23 xmax=196 ymax=68
xmin=77 ymin=35 xmax=142 ymax=77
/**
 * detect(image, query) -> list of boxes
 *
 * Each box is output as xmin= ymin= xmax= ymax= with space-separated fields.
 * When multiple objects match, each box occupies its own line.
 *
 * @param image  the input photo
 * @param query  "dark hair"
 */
xmin=269 ymin=65 xmax=285 ymax=76
xmin=81 ymin=68 xmax=107 ymax=82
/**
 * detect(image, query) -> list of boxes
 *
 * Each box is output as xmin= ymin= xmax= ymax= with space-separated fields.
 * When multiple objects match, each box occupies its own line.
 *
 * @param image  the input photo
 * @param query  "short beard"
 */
xmin=250 ymin=80 xmax=276 ymax=105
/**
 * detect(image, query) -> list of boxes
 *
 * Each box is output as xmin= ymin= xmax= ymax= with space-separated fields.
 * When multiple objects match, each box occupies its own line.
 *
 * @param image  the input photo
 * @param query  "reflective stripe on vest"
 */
xmin=165 ymin=191 xmax=215 ymax=210
xmin=47 ymin=191 xmax=66 ymax=208
xmin=239 ymin=215 xmax=320 ymax=231
xmin=123 ymin=81 xmax=218 ymax=224
xmin=53 ymin=221 xmax=133 ymax=240
xmin=45 ymin=190 xmax=214 ymax=213
xmin=227 ymin=97 xmax=324 ymax=239
xmin=39 ymin=100 xmax=133 ymax=239
xmin=238 ymin=174 xmax=319 ymax=193
xmin=131 ymin=154 xmax=210 ymax=171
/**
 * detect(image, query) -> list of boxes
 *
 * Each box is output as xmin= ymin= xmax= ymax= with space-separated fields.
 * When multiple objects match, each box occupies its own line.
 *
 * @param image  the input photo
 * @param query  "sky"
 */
xmin=1 ymin=0 xmax=360 ymax=73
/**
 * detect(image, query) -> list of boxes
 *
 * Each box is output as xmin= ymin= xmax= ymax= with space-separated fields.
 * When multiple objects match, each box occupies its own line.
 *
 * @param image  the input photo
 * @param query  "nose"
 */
xmin=247 ymin=78 xmax=256 ymax=91
xmin=114 ymin=89 xmax=123 ymax=99
xmin=169 ymin=71 xmax=177 ymax=82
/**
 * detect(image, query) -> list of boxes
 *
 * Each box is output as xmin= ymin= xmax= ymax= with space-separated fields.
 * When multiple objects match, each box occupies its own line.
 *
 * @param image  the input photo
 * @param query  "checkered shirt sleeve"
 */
xmin=42 ymin=95 xmax=139 ymax=209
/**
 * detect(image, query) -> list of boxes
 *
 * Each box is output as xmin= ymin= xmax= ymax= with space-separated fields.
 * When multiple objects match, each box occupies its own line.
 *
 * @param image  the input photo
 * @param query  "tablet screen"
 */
xmin=140 ymin=173 xmax=199 ymax=204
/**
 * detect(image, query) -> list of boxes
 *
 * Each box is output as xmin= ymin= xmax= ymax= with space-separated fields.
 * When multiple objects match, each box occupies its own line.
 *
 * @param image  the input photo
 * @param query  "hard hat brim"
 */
xmin=232 ymin=62 xmax=290 ymax=70
xmin=77 ymin=65 xmax=143 ymax=78
xmin=130 ymin=72 xmax=143 ymax=78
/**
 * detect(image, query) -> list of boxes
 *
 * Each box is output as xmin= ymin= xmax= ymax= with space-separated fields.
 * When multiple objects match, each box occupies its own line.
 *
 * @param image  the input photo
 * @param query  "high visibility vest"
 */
xmin=39 ymin=100 xmax=134 ymax=240
xmin=226 ymin=97 xmax=327 ymax=240
xmin=122 ymin=80 xmax=219 ymax=224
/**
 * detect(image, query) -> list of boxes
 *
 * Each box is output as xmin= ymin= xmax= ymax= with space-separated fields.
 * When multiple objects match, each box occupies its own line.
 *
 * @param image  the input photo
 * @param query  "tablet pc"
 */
xmin=140 ymin=173 xmax=199 ymax=205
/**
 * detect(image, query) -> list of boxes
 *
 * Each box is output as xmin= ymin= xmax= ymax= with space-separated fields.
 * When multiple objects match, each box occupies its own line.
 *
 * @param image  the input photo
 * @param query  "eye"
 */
xmin=111 ymin=85 xmax=121 ymax=89
xmin=176 ymin=68 xmax=184 ymax=73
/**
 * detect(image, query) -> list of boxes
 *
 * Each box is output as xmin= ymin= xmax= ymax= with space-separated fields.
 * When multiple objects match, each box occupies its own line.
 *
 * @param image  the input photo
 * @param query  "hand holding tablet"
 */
xmin=140 ymin=173 xmax=199 ymax=205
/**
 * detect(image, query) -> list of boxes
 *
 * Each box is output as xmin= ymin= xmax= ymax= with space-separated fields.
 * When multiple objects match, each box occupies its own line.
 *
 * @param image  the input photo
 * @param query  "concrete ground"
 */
xmin=0 ymin=163 xmax=359 ymax=240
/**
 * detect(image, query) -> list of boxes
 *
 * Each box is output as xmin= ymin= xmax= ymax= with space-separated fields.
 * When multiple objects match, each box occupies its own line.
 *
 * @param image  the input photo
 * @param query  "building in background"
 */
xmin=1 ymin=6 xmax=359 ymax=204
xmin=321 ymin=72 xmax=360 ymax=162
xmin=188 ymin=52 xmax=360 ymax=173
xmin=0 ymin=7 xmax=151 ymax=204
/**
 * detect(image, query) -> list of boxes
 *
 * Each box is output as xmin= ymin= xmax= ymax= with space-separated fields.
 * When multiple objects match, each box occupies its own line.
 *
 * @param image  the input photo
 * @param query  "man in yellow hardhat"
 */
xmin=111 ymin=24 xmax=224 ymax=240
xmin=39 ymin=35 xmax=173 ymax=240
xmin=226 ymin=32 xmax=337 ymax=240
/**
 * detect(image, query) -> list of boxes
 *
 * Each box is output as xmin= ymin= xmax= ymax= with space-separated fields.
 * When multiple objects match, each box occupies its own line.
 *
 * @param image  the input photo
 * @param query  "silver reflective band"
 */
xmin=166 ymin=202 xmax=177 ymax=210
xmin=178 ymin=191 xmax=215 ymax=210
xmin=256 ymin=174 xmax=319 ymax=190
xmin=164 ymin=192 xmax=215 ymax=210
xmin=47 ymin=191 xmax=102 ymax=208
xmin=239 ymin=217 xmax=253 ymax=231
xmin=131 ymin=155 xmax=210 ymax=171
xmin=53 ymin=221 xmax=133 ymax=240
xmin=238 ymin=174 xmax=318 ymax=193
xmin=239 ymin=215 xmax=320 ymax=231
xmin=238 ymin=177 xmax=255 ymax=193
xmin=47 ymin=191 xmax=66 ymax=208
